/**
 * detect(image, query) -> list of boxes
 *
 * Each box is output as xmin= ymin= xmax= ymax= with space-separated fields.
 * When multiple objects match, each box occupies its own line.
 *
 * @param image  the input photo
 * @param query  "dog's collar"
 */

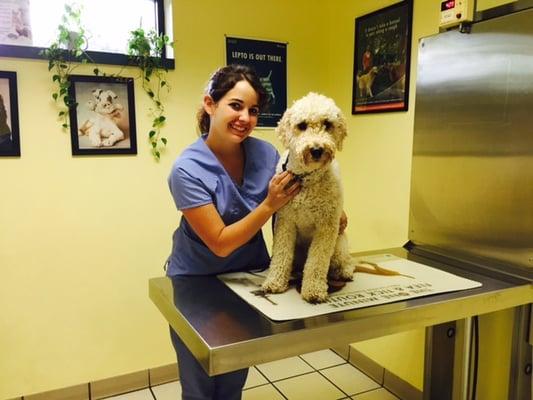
xmin=281 ymin=154 xmax=314 ymax=180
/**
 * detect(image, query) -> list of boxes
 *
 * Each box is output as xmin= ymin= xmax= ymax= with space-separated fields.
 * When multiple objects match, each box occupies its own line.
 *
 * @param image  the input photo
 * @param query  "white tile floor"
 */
xmin=108 ymin=350 xmax=400 ymax=400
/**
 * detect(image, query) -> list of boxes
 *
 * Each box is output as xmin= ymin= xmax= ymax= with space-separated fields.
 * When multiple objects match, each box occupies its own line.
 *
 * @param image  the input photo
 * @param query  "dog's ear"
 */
xmin=275 ymin=108 xmax=292 ymax=148
xmin=335 ymin=112 xmax=347 ymax=151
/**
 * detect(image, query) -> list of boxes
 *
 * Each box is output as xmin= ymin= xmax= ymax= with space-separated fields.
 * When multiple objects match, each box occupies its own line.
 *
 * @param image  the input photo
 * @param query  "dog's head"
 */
xmin=276 ymin=92 xmax=347 ymax=172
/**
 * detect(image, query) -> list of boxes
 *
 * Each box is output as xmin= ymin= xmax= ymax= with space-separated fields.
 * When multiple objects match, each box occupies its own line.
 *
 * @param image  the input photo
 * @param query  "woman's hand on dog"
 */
xmin=264 ymin=171 xmax=301 ymax=211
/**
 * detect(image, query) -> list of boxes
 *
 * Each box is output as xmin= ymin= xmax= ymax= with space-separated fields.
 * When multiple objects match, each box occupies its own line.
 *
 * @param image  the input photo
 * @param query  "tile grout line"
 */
xmin=263 ymin=370 xmax=316 ymax=384
xmin=269 ymin=382 xmax=290 ymax=400
xmin=315 ymin=367 xmax=352 ymax=399
xmin=147 ymin=369 xmax=159 ymax=400
xmin=253 ymin=365 xmax=271 ymax=384
xmin=298 ymin=354 xmax=352 ymax=399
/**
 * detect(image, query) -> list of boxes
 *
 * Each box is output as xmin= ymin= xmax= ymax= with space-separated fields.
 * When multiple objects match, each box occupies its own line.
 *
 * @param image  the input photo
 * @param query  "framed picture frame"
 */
xmin=352 ymin=0 xmax=413 ymax=114
xmin=0 ymin=71 xmax=20 ymax=156
xmin=68 ymin=75 xmax=137 ymax=156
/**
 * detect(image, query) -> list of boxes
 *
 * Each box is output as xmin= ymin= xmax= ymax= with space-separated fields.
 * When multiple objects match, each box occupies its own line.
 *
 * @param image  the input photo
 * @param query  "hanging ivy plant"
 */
xmin=127 ymin=28 xmax=173 ymax=160
xmin=40 ymin=3 xmax=92 ymax=129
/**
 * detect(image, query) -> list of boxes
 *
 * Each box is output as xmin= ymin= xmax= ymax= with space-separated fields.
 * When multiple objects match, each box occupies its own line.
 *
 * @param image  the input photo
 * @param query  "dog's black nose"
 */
xmin=310 ymin=147 xmax=323 ymax=160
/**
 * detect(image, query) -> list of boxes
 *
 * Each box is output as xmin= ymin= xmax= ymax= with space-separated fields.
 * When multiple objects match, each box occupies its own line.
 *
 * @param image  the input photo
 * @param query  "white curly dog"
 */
xmin=262 ymin=92 xmax=355 ymax=303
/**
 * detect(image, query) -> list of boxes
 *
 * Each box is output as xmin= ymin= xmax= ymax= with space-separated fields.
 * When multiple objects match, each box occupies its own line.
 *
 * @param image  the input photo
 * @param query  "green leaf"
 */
xmin=161 ymin=137 xmax=167 ymax=145
xmin=155 ymin=151 xmax=161 ymax=159
xmin=93 ymin=68 xmax=100 ymax=75
xmin=160 ymin=81 xmax=166 ymax=87
xmin=52 ymin=93 xmax=58 ymax=101
xmin=59 ymin=111 xmax=65 ymax=116
xmin=151 ymin=141 xmax=157 ymax=148
xmin=149 ymin=130 xmax=156 ymax=138
xmin=62 ymin=123 xmax=69 ymax=128
xmin=158 ymin=116 xmax=166 ymax=123
xmin=52 ymin=75 xmax=60 ymax=82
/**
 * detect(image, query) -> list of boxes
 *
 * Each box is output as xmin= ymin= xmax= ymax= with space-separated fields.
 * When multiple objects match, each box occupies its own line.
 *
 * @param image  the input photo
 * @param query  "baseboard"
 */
xmin=17 ymin=348 xmax=422 ymax=400
xmin=349 ymin=347 xmax=423 ymax=400
xmin=17 ymin=363 xmax=178 ymax=400
xmin=23 ymin=383 xmax=90 ymax=400
xmin=90 ymin=370 xmax=149 ymax=400
xmin=149 ymin=363 xmax=179 ymax=386
xmin=330 ymin=343 xmax=350 ymax=360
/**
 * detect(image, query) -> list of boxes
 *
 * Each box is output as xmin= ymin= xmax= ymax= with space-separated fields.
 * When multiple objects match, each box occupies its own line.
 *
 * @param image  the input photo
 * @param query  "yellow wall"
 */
xmin=0 ymin=0 xmax=519 ymax=398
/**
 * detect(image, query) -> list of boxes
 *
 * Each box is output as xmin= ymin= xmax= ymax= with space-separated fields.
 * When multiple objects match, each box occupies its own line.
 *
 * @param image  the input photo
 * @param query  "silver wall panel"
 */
xmin=410 ymin=8 xmax=533 ymax=274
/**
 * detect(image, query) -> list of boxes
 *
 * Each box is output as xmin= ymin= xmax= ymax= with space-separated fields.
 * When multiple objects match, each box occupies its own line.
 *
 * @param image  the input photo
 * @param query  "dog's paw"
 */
xmin=90 ymin=138 xmax=102 ymax=147
xmin=301 ymin=281 xmax=329 ymax=303
xmin=338 ymin=264 xmax=355 ymax=281
xmin=261 ymin=277 xmax=289 ymax=294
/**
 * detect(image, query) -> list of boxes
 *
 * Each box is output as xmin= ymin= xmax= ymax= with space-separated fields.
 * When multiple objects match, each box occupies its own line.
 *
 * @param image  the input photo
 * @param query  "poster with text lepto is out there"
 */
xmin=226 ymin=36 xmax=287 ymax=128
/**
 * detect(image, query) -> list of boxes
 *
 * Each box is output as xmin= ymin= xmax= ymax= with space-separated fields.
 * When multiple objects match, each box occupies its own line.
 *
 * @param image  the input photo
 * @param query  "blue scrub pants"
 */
xmin=170 ymin=327 xmax=249 ymax=400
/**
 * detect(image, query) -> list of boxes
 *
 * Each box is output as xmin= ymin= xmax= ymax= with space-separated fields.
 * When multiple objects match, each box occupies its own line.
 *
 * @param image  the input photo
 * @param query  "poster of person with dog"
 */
xmin=226 ymin=36 xmax=287 ymax=128
xmin=352 ymin=1 xmax=413 ymax=114
xmin=68 ymin=75 xmax=137 ymax=155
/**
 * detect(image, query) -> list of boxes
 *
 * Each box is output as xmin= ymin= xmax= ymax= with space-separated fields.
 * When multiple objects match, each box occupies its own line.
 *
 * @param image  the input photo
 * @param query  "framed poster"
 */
xmin=226 ymin=36 xmax=287 ymax=128
xmin=352 ymin=1 xmax=413 ymax=114
xmin=0 ymin=71 xmax=20 ymax=156
xmin=68 ymin=75 xmax=137 ymax=156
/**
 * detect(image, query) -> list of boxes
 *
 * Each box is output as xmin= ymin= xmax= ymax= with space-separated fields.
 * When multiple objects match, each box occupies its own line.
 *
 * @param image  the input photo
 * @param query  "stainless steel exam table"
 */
xmin=149 ymin=245 xmax=533 ymax=400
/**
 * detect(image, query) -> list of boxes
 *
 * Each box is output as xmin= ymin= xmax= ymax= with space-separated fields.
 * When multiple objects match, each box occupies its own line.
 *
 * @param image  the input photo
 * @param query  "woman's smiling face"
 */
xmin=205 ymin=79 xmax=260 ymax=143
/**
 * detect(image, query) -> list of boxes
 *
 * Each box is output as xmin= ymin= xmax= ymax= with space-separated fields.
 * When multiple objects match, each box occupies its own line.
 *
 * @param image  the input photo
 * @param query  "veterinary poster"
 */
xmin=219 ymin=254 xmax=482 ymax=321
xmin=352 ymin=1 xmax=413 ymax=114
xmin=226 ymin=36 xmax=287 ymax=128
xmin=0 ymin=0 xmax=32 ymax=46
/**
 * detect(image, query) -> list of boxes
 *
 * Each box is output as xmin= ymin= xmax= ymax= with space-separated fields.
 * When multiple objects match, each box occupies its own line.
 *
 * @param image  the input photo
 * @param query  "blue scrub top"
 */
xmin=167 ymin=135 xmax=279 ymax=276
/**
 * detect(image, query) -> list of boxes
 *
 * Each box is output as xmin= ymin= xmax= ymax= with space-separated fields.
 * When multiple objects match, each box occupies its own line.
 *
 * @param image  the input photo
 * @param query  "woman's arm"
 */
xmin=182 ymin=171 xmax=299 ymax=257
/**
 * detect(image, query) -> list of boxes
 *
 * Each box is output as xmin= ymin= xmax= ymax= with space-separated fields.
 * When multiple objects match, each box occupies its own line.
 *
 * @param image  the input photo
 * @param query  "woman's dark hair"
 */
xmin=197 ymin=64 xmax=268 ymax=134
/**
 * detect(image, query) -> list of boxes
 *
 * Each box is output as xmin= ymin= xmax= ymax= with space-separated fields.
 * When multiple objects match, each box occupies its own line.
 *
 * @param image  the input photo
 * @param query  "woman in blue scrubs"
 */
xmin=167 ymin=64 xmax=300 ymax=400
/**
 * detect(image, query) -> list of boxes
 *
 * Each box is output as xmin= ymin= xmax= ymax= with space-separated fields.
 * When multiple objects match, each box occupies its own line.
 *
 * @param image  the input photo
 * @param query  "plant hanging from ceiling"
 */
xmin=41 ymin=3 xmax=93 ymax=129
xmin=128 ymin=28 xmax=173 ymax=160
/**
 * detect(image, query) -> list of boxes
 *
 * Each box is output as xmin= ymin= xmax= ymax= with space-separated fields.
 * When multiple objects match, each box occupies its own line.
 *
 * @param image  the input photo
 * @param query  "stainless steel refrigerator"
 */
xmin=411 ymin=4 xmax=533 ymax=399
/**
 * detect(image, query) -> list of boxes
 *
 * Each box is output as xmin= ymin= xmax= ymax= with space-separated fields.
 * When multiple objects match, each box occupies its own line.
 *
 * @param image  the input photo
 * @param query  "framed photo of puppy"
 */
xmin=352 ymin=0 xmax=413 ymax=114
xmin=68 ymin=75 xmax=137 ymax=155
xmin=0 ymin=71 xmax=21 ymax=157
